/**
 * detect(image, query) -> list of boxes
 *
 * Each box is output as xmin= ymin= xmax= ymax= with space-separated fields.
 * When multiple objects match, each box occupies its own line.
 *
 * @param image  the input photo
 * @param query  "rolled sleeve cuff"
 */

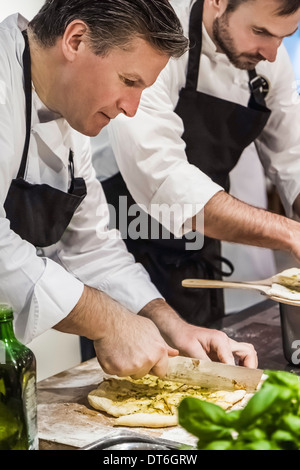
xmin=97 ymin=262 xmax=163 ymax=314
xmin=150 ymin=164 xmax=224 ymax=237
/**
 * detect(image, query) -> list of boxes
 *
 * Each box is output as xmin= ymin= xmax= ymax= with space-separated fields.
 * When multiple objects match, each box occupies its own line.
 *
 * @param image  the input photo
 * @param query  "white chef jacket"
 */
xmin=0 ymin=14 xmax=162 ymax=344
xmin=103 ymin=0 xmax=300 ymax=238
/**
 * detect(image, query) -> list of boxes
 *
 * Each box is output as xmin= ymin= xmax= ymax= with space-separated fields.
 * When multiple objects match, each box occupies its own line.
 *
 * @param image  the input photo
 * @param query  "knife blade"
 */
xmin=161 ymin=356 xmax=263 ymax=391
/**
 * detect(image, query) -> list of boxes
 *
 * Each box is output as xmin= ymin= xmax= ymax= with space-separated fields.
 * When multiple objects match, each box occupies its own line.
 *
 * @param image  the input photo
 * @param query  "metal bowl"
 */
xmin=279 ymin=302 xmax=300 ymax=366
xmin=81 ymin=430 xmax=181 ymax=451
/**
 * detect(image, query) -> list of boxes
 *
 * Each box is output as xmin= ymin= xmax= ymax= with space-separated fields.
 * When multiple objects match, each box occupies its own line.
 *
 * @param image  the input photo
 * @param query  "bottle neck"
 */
xmin=0 ymin=319 xmax=16 ymax=342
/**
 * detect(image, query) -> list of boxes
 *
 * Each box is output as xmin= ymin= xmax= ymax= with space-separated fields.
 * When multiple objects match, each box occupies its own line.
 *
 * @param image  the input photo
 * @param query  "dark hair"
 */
xmin=28 ymin=0 xmax=189 ymax=58
xmin=226 ymin=0 xmax=300 ymax=16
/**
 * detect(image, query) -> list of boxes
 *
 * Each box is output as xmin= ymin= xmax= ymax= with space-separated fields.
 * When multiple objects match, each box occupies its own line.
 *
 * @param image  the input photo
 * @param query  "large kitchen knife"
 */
xmin=161 ymin=356 xmax=264 ymax=391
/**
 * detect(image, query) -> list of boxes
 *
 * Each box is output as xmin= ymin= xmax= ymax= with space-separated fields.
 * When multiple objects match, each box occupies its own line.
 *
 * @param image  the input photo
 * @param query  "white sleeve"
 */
xmin=55 ymin=134 xmax=163 ymax=315
xmin=108 ymin=57 xmax=223 ymax=237
xmin=256 ymin=45 xmax=300 ymax=217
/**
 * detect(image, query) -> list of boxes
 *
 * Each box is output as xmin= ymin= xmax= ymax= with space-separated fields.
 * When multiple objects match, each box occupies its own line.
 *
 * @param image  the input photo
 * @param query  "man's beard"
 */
xmin=212 ymin=13 xmax=266 ymax=70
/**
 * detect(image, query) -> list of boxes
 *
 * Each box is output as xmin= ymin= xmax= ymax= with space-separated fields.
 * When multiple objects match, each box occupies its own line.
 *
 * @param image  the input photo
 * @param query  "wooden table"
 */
xmin=37 ymin=299 xmax=299 ymax=450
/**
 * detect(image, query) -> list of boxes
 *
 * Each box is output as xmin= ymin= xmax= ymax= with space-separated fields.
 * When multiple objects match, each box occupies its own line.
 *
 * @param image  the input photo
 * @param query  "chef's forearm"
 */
xmin=54 ymin=285 xmax=123 ymax=340
xmin=195 ymin=191 xmax=299 ymax=253
xmin=138 ymin=298 xmax=183 ymax=342
xmin=139 ymin=298 xmax=178 ymax=324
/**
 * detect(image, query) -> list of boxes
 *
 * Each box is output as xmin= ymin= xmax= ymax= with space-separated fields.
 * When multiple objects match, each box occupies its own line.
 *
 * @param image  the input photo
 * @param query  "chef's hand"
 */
xmin=54 ymin=286 xmax=178 ymax=378
xmin=93 ymin=310 xmax=179 ymax=378
xmin=172 ymin=326 xmax=258 ymax=368
xmin=139 ymin=299 xmax=258 ymax=368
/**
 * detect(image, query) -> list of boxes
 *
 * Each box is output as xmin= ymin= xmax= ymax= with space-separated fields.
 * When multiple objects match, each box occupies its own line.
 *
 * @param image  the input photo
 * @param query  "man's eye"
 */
xmin=123 ymin=77 xmax=136 ymax=87
xmin=252 ymin=29 xmax=265 ymax=36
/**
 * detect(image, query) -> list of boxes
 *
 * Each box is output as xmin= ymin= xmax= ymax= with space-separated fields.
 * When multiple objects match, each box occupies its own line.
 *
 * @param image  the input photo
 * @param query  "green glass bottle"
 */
xmin=0 ymin=304 xmax=38 ymax=450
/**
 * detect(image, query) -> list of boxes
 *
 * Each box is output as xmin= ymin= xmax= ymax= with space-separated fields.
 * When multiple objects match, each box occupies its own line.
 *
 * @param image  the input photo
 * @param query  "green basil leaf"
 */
xmin=239 ymin=427 xmax=267 ymax=442
xmin=281 ymin=414 xmax=300 ymax=436
xmin=235 ymin=440 xmax=280 ymax=451
xmin=271 ymin=429 xmax=295 ymax=442
xmin=196 ymin=422 xmax=235 ymax=442
xmin=238 ymin=384 xmax=281 ymax=428
xmin=226 ymin=409 xmax=242 ymax=423
xmin=200 ymin=440 xmax=233 ymax=450
xmin=271 ymin=430 xmax=299 ymax=450
xmin=263 ymin=370 xmax=300 ymax=393
xmin=178 ymin=397 xmax=235 ymax=441
xmin=178 ymin=371 xmax=300 ymax=451
xmin=178 ymin=397 xmax=231 ymax=426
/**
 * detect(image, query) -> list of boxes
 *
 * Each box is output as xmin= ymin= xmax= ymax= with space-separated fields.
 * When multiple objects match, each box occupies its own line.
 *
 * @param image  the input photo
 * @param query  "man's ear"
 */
xmin=209 ymin=0 xmax=228 ymax=17
xmin=61 ymin=20 xmax=88 ymax=62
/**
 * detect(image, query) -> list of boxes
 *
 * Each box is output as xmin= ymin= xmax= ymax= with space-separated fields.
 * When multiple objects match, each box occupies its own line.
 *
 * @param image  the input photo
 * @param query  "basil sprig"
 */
xmin=178 ymin=370 xmax=300 ymax=450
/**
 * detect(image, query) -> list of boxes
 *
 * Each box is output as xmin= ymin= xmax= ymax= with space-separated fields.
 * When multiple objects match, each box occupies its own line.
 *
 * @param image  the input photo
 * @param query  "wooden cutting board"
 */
xmin=37 ymin=358 xmax=197 ymax=450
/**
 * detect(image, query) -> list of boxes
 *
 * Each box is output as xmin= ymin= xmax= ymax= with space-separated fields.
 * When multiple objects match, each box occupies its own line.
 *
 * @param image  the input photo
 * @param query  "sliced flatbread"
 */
xmin=88 ymin=375 xmax=246 ymax=428
xmin=267 ymin=268 xmax=300 ymax=301
xmin=115 ymin=413 xmax=178 ymax=428
xmin=269 ymin=282 xmax=300 ymax=301
xmin=272 ymin=268 xmax=300 ymax=290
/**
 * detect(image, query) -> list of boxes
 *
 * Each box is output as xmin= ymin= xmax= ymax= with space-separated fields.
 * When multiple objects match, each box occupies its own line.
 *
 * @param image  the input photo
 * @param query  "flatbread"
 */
xmin=266 ymin=268 xmax=300 ymax=301
xmin=88 ymin=375 xmax=246 ymax=428
xmin=269 ymin=282 xmax=300 ymax=301
xmin=272 ymin=268 xmax=300 ymax=289
xmin=270 ymin=267 xmax=300 ymax=300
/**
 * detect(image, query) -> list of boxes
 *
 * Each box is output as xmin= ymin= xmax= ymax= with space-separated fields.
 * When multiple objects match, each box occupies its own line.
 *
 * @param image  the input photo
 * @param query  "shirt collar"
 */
xmin=202 ymin=23 xmax=218 ymax=55
xmin=31 ymin=90 xmax=72 ymax=169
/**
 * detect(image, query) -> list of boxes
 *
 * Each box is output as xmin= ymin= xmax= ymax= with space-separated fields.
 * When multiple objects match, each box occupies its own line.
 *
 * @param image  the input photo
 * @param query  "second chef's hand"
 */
xmin=139 ymin=298 xmax=258 ymax=369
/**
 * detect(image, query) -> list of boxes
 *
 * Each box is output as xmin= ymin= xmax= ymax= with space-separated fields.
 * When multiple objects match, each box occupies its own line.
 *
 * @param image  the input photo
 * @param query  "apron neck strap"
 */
xmin=186 ymin=0 xmax=204 ymax=90
xmin=18 ymin=30 xmax=32 ymax=179
xmin=18 ymin=31 xmax=76 ymax=184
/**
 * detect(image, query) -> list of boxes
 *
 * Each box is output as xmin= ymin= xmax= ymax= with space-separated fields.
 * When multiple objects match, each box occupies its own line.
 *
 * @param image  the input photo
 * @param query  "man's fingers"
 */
xmin=167 ymin=346 xmax=179 ymax=358
xmin=229 ymin=339 xmax=258 ymax=368
xmin=205 ymin=330 xmax=236 ymax=365
xmin=146 ymin=345 xmax=178 ymax=378
xmin=215 ymin=337 xmax=257 ymax=368
xmin=131 ymin=345 xmax=179 ymax=380
xmin=215 ymin=348 xmax=236 ymax=365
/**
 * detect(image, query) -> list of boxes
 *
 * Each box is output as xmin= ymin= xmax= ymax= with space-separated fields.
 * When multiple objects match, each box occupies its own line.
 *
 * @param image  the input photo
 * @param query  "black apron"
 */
xmin=102 ymin=0 xmax=271 ymax=327
xmin=4 ymin=31 xmax=87 ymax=248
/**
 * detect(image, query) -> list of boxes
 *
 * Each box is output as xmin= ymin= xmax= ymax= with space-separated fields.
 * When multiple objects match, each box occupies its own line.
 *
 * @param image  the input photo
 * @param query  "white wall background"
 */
xmin=0 ymin=0 xmax=82 ymax=381
xmin=0 ymin=0 xmax=44 ymax=21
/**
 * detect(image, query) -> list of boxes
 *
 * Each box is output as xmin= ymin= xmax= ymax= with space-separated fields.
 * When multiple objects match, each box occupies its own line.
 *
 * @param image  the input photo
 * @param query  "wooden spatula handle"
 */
xmin=182 ymin=279 xmax=268 ymax=292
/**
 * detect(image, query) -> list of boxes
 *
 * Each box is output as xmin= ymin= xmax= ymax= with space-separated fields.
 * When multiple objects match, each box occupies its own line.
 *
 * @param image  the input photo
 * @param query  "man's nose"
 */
xmin=118 ymin=89 xmax=142 ymax=118
xmin=259 ymin=38 xmax=282 ymax=63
